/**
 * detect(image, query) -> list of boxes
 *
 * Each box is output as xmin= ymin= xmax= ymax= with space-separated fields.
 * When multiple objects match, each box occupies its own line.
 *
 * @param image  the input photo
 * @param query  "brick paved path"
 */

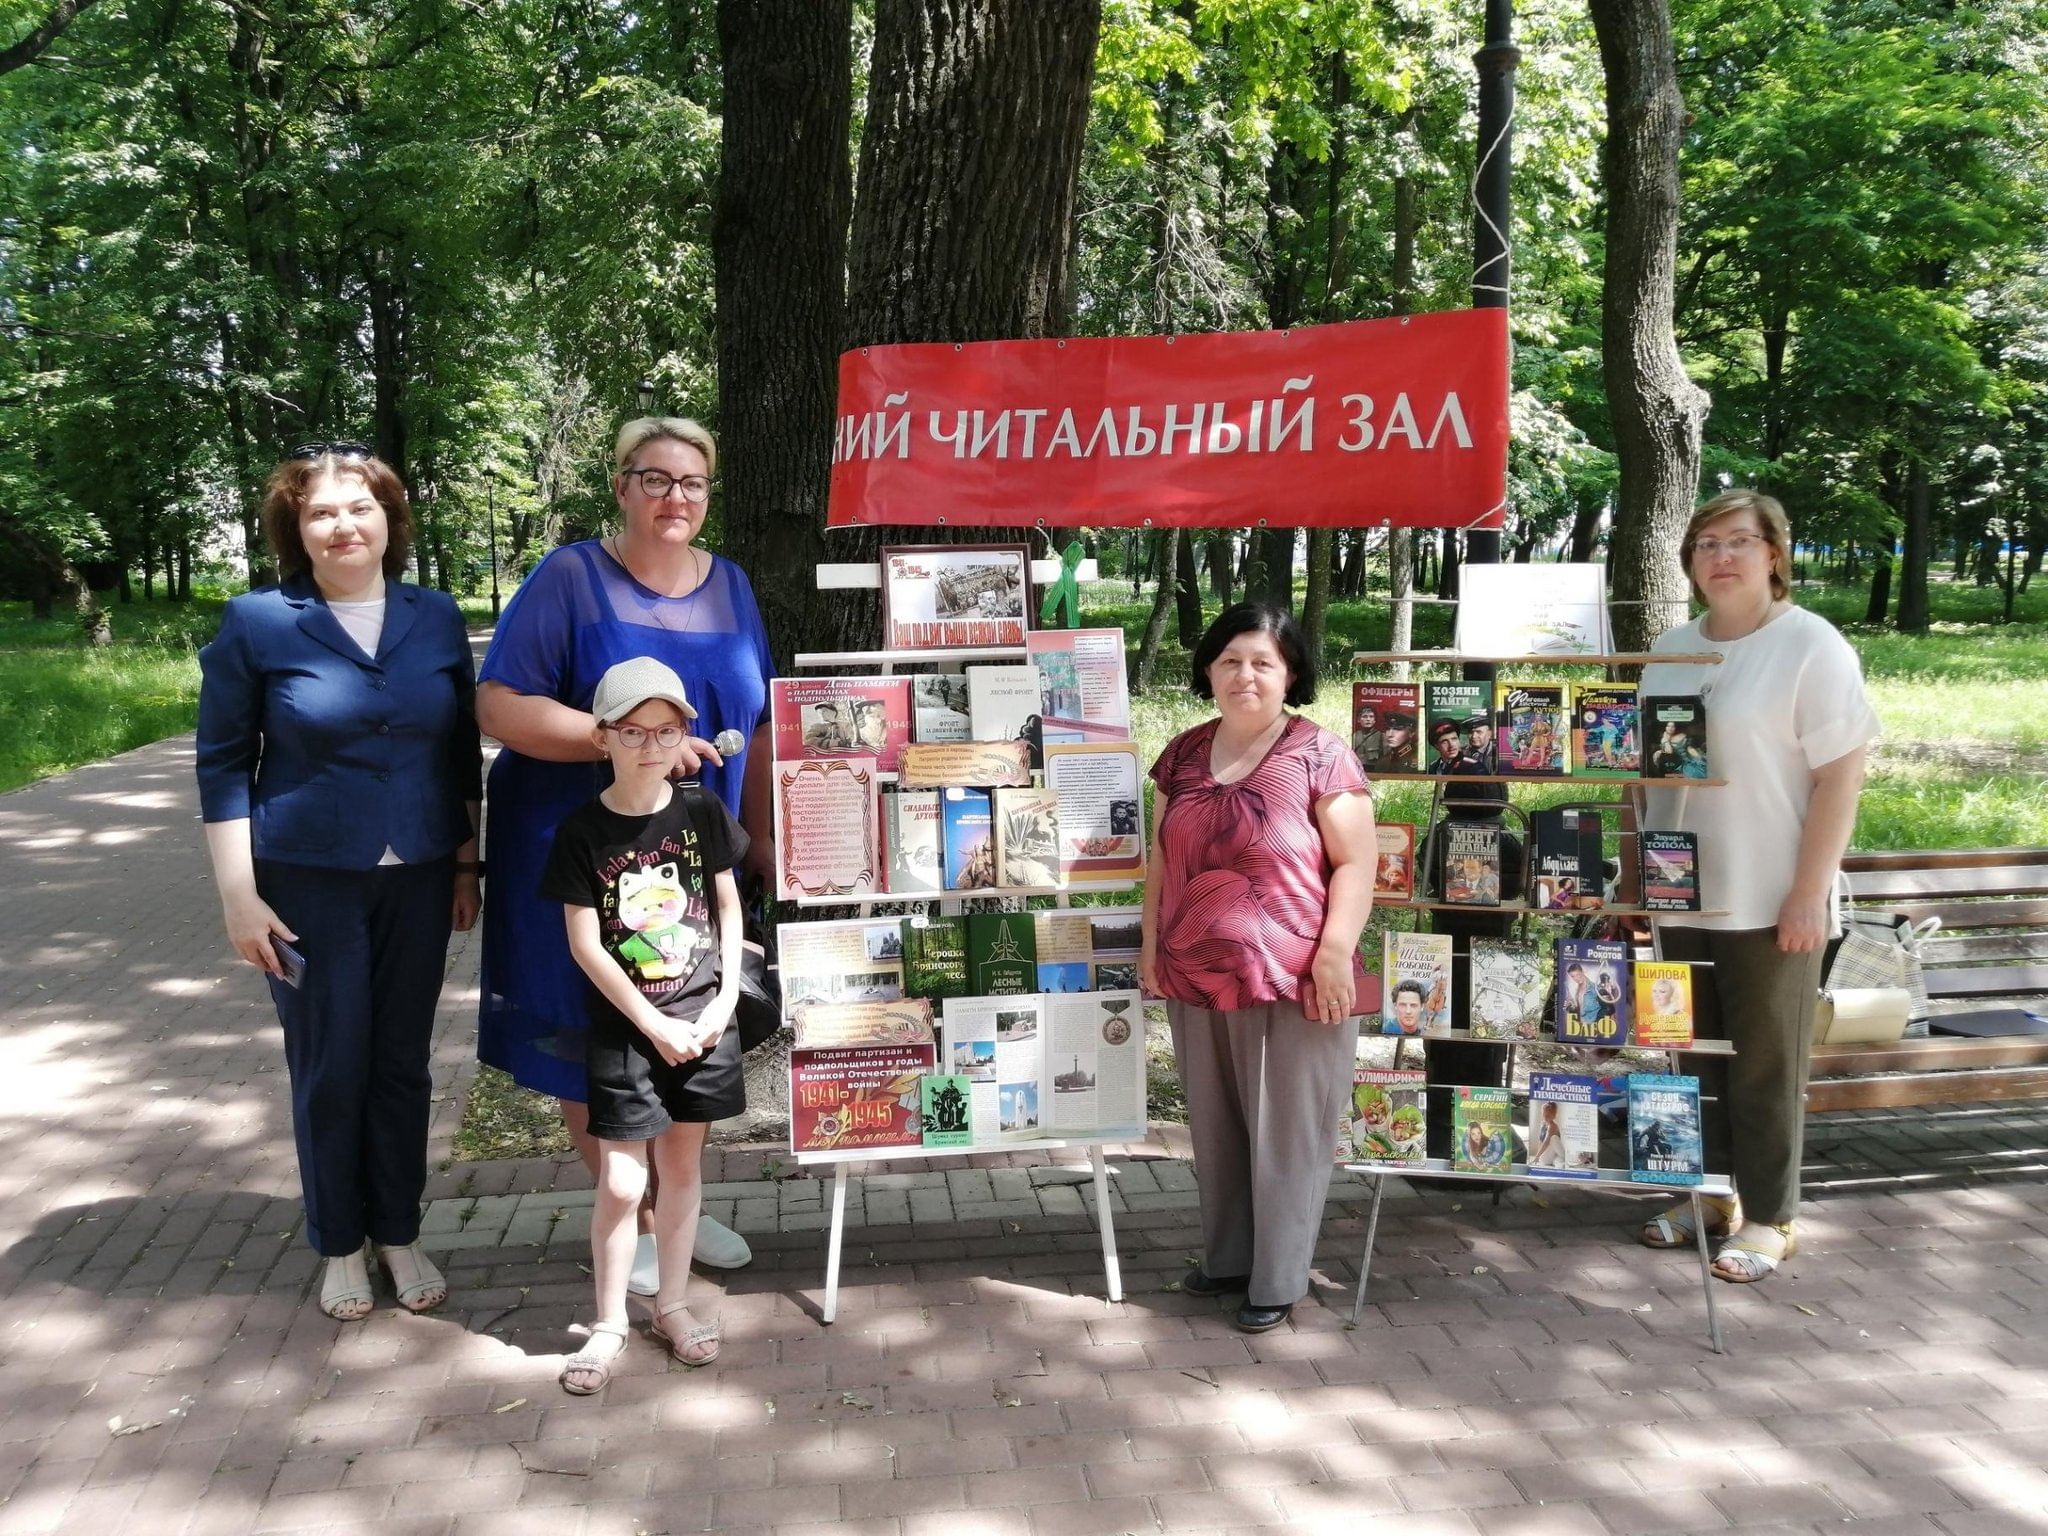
xmin=3 ymin=737 xmax=2047 ymax=1535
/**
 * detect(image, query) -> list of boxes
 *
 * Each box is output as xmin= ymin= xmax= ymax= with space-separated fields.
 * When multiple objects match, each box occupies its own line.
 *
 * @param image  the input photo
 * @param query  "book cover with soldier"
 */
xmin=1351 ymin=682 xmax=1421 ymax=774
xmin=921 ymin=1074 xmax=974 ymax=1149
xmin=1424 ymin=681 xmax=1493 ymax=774
xmin=771 ymin=676 xmax=912 ymax=773
xmin=1442 ymin=821 xmax=1503 ymax=905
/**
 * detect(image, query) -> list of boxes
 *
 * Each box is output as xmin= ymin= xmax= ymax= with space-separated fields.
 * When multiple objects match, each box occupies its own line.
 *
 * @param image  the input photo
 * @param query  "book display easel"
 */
xmin=777 ymin=549 xmax=1144 ymax=1323
xmin=1346 ymin=643 xmax=1740 ymax=1352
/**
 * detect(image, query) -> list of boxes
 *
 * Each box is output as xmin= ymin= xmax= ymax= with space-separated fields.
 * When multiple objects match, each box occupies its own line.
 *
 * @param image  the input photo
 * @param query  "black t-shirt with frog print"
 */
xmin=541 ymin=784 xmax=748 ymax=1029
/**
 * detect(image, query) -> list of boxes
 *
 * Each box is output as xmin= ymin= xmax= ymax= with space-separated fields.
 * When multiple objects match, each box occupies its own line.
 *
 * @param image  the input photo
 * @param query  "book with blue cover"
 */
xmin=1628 ymin=1073 xmax=1704 ymax=1186
xmin=941 ymin=787 xmax=995 ymax=890
xmin=1555 ymin=937 xmax=1629 ymax=1047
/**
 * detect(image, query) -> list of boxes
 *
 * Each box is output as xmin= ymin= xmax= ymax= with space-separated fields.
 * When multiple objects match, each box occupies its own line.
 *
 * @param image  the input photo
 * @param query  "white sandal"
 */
xmin=560 ymin=1322 xmax=630 ymax=1395
xmin=1640 ymin=1194 xmax=1738 ymax=1250
xmin=320 ymin=1245 xmax=374 ymax=1321
xmin=377 ymin=1242 xmax=448 ymax=1313
xmin=649 ymin=1301 xmax=720 ymax=1367
xmin=1713 ymin=1222 xmax=1796 ymax=1284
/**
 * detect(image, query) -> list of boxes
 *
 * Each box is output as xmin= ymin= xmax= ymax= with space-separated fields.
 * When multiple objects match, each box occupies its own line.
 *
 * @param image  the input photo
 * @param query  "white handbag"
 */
xmin=1814 ymin=986 xmax=1912 ymax=1046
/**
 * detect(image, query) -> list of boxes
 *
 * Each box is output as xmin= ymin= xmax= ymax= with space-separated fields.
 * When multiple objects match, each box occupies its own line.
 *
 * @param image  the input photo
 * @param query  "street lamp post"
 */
xmin=487 ymin=475 xmax=503 ymax=619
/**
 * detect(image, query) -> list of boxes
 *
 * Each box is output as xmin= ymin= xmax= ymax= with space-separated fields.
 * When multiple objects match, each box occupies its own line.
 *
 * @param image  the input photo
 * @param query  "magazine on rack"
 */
xmin=880 ymin=544 xmax=1030 ymax=651
xmin=1029 ymin=628 xmax=1132 ymax=744
xmin=1041 ymin=741 xmax=1145 ymax=883
xmin=939 ymin=990 xmax=1145 ymax=1147
xmin=1380 ymin=931 xmax=1453 ymax=1036
xmin=1349 ymin=1069 xmax=1426 ymax=1166
xmin=770 ymin=677 xmax=911 ymax=773
xmin=1527 ymin=1072 xmax=1599 ymax=1179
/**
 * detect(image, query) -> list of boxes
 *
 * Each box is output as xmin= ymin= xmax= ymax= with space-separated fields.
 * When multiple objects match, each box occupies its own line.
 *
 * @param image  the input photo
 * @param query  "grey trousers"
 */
xmin=1657 ymin=925 xmax=1825 ymax=1225
xmin=1167 ymin=998 xmax=1360 ymax=1307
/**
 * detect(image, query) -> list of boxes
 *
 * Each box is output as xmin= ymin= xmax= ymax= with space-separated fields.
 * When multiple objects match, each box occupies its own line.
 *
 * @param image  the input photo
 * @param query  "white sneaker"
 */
xmin=626 ymin=1231 xmax=660 ymax=1296
xmin=693 ymin=1213 xmax=753 ymax=1270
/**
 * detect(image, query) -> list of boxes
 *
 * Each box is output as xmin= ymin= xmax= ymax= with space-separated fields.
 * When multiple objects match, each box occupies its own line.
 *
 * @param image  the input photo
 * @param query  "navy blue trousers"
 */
xmin=259 ymin=857 xmax=455 ymax=1256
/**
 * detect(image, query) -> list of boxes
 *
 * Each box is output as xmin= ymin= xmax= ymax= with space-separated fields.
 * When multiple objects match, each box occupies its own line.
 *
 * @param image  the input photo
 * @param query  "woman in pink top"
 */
xmin=1141 ymin=603 xmax=1377 ymax=1332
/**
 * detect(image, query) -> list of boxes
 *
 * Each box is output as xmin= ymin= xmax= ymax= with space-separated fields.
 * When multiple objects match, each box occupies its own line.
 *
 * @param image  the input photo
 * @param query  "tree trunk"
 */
xmin=1896 ymin=456 xmax=1931 ymax=633
xmin=1589 ymin=0 xmax=1711 ymax=653
xmin=1864 ymin=549 xmax=1892 ymax=624
xmin=1173 ymin=528 xmax=1202 ymax=647
xmin=1134 ymin=529 xmax=1178 ymax=688
xmin=1387 ymin=527 xmax=1414 ymax=681
xmin=1257 ymin=527 xmax=1295 ymax=609
xmin=714 ymin=0 xmax=854 ymax=669
xmin=1436 ymin=527 xmax=1460 ymax=600
xmin=1301 ymin=528 xmax=1334 ymax=663
xmin=821 ymin=0 xmax=1101 ymax=655
xmin=1205 ymin=532 xmax=1233 ymax=603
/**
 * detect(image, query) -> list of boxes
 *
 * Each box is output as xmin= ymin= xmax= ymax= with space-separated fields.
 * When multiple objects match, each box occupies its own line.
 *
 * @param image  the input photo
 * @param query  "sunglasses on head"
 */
xmin=287 ymin=441 xmax=372 ymax=462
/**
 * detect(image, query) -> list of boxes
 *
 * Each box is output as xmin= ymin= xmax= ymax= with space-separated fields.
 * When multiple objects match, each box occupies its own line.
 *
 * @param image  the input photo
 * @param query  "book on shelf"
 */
xmin=1029 ymin=628 xmax=1132 ymax=744
xmin=1441 ymin=821 xmax=1503 ymax=906
xmin=1643 ymin=695 xmax=1710 ymax=779
xmin=938 ymin=989 xmax=1145 ymax=1147
xmin=788 ymin=999 xmax=936 ymax=1154
xmin=880 ymin=543 xmax=1031 ymax=651
xmin=1555 ymin=937 xmax=1630 ymax=1047
xmin=1530 ymin=806 xmax=1605 ymax=912
xmin=993 ymin=785 xmax=1063 ymax=888
xmin=1527 ymin=1072 xmax=1599 ymax=1179
xmin=920 ymin=1074 xmax=975 ymax=1148
xmin=1632 ymin=961 xmax=1696 ymax=1048
xmin=898 ymin=739 xmax=1033 ymax=789
xmin=1628 ymin=1073 xmax=1704 ymax=1186
xmin=1639 ymin=830 xmax=1701 ymax=912
xmin=941 ymin=787 xmax=997 ymax=891
xmin=910 ymin=673 xmax=971 ymax=743
xmin=774 ymin=756 xmax=883 ymax=901
xmin=1424 ymin=681 xmax=1495 ymax=775
xmin=1469 ymin=939 xmax=1547 ymax=1039
xmin=899 ymin=914 xmax=969 ymax=1000
xmin=885 ymin=787 xmax=945 ymax=894
xmin=1373 ymin=822 xmax=1416 ymax=901
xmin=1453 ymin=1085 xmax=1514 ymax=1173
xmin=1497 ymin=683 xmax=1569 ymax=775
xmin=967 ymin=910 xmax=1037 ymax=995
xmin=1351 ymin=682 xmax=1421 ymax=774
xmin=776 ymin=917 xmax=906 ymax=1019
xmin=1033 ymin=910 xmax=1092 ymax=993
xmin=1349 ymin=1068 xmax=1426 ymax=1165
xmin=1572 ymin=683 xmax=1640 ymax=777
xmin=1042 ymin=741 xmax=1145 ymax=883
xmin=1381 ymin=931 xmax=1453 ymax=1036
xmin=968 ymin=663 xmax=1045 ymax=768
xmin=771 ymin=676 xmax=911 ymax=773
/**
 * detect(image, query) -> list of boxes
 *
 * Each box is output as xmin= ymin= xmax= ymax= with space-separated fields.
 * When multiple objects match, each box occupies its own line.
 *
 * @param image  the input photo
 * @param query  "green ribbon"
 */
xmin=1038 ymin=540 xmax=1085 ymax=629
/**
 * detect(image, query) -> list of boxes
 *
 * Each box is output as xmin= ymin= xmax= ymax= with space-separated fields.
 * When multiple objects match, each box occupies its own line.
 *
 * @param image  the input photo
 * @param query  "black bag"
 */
xmin=678 ymin=784 xmax=783 ymax=1051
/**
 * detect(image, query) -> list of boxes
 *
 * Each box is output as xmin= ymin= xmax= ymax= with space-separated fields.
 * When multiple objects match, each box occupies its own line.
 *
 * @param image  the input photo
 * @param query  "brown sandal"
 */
xmin=649 ymin=1301 xmax=720 ymax=1367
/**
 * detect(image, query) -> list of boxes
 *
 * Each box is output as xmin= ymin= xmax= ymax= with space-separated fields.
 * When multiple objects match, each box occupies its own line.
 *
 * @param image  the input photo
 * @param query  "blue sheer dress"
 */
xmin=477 ymin=540 xmax=775 ymax=1101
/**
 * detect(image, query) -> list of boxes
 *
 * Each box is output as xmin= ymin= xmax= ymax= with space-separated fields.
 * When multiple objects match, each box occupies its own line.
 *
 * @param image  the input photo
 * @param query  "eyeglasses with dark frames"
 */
xmin=287 ymin=441 xmax=372 ymax=462
xmin=619 ymin=468 xmax=714 ymax=502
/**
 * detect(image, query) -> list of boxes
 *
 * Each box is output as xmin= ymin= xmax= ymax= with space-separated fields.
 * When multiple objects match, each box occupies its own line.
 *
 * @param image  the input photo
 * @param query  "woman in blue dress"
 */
xmin=476 ymin=417 xmax=775 ymax=1281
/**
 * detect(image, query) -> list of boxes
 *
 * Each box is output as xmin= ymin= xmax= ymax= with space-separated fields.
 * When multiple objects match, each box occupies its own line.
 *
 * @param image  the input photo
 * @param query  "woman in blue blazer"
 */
xmin=198 ymin=445 xmax=483 ymax=1321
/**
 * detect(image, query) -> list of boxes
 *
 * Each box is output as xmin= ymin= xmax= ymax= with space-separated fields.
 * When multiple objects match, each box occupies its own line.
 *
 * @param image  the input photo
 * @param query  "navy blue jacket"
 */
xmin=196 ymin=577 xmax=483 ymax=869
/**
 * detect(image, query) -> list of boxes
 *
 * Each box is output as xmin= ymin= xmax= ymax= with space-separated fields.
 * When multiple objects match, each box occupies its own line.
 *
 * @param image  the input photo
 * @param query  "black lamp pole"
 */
xmin=487 ymin=475 xmax=502 ymax=619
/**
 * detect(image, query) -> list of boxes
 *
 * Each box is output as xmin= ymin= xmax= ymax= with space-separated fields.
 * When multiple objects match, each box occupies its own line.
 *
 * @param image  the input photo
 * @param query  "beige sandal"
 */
xmin=1640 ymin=1194 xmax=1738 ymax=1250
xmin=649 ymin=1301 xmax=720 ymax=1367
xmin=1713 ymin=1222 xmax=1796 ymax=1283
xmin=320 ymin=1245 xmax=374 ymax=1321
xmin=560 ymin=1322 xmax=630 ymax=1395
xmin=377 ymin=1242 xmax=448 ymax=1313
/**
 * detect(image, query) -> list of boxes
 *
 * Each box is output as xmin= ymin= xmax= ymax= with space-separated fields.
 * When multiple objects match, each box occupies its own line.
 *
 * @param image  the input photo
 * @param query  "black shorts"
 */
xmin=584 ymin=1009 xmax=745 ymax=1140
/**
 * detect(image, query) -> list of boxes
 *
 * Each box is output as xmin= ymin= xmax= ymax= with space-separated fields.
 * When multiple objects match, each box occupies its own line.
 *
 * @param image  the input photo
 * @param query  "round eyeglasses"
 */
xmin=602 ymin=724 xmax=687 ymax=749
xmin=620 ymin=469 xmax=713 ymax=502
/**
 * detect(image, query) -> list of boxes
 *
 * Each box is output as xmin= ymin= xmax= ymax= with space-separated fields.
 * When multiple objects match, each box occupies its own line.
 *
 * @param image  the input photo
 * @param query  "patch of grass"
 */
xmin=453 ymin=1065 xmax=573 ymax=1162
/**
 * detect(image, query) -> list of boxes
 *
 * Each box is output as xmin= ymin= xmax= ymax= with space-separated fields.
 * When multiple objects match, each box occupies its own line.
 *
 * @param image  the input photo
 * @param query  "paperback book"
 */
xmin=788 ymin=999 xmax=936 ymax=1154
xmin=1628 ymin=1073 xmax=1705 ymax=1186
xmin=770 ymin=676 xmax=911 ymax=773
xmin=920 ymin=1074 xmax=974 ymax=1148
xmin=1497 ymin=683 xmax=1569 ymax=775
xmin=1425 ymin=681 xmax=1495 ymax=774
xmin=1441 ymin=821 xmax=1503 ymax=905
xmin=1555 ymin=937 xmax=1630 ymax=1047
xmin=1453 ymin=1085 xmax=1514 ymax=1173
xmin=1632 ymin=961 xmax=1695 ymax=1048
xmin=1530 ymin=806 xmax=1604 ymax=912
xmin=1349 ymin=1069 xmax=1427 ymax=1165
xmin=1572 ymin=683 xmax=1640 ymax=777
xmin=1352 ymin=683 xmax=1422 ymax=774
xmin=885 ymin=787 xmax=944 ymax=894
xmin=993 ymin=785 xmax=1062 ymax=888
xmin=1381 ymin=931 xmax=1453 ymax=1036
xmin=1639 ymin=830 xmax=1701 ymax=912
xmin=941 ymin=787 xmax=996 ymax=890
xmin=910 ymin=673 xmax=971 ymax=743
xmin=1527 ymin=1072 xmax=1599 ymax=1179
xmin=966 ymin=910 xmax=1037 ymax=995
xmin=1469 ymin=939 xmax=1547 ymax=1039
xmin=1373 ymin=822 xmax=1416 ymax=902
xmin=1644 ymin=695 xmax=1710 ymax=779
xmin=1029 ymin=629 xmax=1132 ymax=744
xmin=899 ymin=914 xmax=969 ymax=1000
xmin=1041 ymin=741 xmax=1145 ymax=883
xmin=968 ymin=663 xmax=1045 ymax=767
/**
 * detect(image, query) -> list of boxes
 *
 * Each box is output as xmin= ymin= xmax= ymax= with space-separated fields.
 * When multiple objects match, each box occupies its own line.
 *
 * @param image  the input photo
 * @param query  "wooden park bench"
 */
xmin=1806 ymin=848 xmax=2048 ymax=1111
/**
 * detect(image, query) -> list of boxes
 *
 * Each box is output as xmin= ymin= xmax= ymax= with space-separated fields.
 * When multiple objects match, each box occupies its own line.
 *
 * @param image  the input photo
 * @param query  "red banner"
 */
xmin=827 ymin=309 xmax=1508 ymax=531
